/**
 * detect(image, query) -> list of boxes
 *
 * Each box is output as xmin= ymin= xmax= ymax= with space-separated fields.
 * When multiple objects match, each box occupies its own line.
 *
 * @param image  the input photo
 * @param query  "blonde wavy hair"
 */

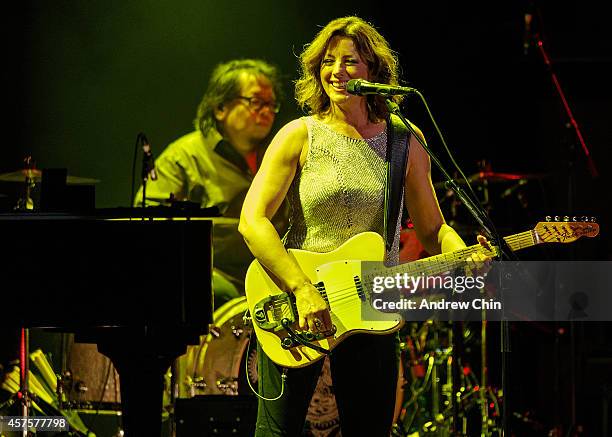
xmin=295 ymin=16 xmax=401 ymax=121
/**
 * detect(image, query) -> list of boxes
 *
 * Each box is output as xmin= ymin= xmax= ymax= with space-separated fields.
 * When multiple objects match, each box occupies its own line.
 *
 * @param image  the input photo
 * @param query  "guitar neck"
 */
xmin=382 ymin=229 xmax=538 ymax=278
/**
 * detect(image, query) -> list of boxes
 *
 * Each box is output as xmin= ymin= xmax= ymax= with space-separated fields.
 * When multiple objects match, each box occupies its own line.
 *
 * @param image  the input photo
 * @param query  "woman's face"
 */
xmin=319 ymin=36 xmax=369 ymax=107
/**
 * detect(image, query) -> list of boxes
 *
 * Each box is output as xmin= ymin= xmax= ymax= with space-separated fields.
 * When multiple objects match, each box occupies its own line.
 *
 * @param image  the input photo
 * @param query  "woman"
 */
xmin=240 ymin=16 xmax=486 ymax=436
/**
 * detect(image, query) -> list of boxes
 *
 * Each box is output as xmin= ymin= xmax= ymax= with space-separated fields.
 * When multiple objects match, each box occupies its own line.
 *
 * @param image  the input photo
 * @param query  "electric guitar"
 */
xmin=244 ymin=218 xmax=599 ymax=368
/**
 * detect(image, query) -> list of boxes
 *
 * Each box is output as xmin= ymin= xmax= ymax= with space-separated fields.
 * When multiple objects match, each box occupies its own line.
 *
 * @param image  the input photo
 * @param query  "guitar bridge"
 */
xmin=252 ymin=292 xmax=298 ymax=332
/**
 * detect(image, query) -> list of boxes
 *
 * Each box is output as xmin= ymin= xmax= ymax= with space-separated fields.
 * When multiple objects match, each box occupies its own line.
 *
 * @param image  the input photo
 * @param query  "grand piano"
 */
xmin=0 ymin=208 xmax=215 ymax=437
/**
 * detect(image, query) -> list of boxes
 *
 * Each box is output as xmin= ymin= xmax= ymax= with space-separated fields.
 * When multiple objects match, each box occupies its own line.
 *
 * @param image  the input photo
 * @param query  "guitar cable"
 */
xmin=244 ymin=325 xmax=287 ymax=401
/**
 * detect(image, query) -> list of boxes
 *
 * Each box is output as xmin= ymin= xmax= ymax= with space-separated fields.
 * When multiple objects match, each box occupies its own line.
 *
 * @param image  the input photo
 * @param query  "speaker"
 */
xmin=175 ymin=396 xmax=257 ymax=436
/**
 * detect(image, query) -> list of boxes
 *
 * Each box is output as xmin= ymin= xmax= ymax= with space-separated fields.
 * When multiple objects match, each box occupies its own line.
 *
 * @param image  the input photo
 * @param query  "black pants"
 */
xmin=255 ymin=333 xmax=399 ymax=437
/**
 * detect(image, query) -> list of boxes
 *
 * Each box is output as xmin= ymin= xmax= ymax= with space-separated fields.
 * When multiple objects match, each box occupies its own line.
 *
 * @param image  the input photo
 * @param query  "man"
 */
xmin=135 ymin=58 xmax=285 ymax=307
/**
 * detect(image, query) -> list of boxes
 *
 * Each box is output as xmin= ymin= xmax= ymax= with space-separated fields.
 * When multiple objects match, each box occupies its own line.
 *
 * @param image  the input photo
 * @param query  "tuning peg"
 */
xmin=572 ymin=216 xmax=578 ymax=221
xmin=554 ymin=215 xmax=560 ymax=221
xmin=563 ymin=216 xmax=570 ymax=222
xmin=545 ymin=216 xmax=552 ymax=222
xmin=591 ymin=216 xmax=597 ymax=222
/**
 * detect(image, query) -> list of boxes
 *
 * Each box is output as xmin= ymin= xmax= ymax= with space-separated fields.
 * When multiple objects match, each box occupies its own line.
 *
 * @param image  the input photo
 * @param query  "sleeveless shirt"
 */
xmin=283 ymin=116 xmax=403 ymax=264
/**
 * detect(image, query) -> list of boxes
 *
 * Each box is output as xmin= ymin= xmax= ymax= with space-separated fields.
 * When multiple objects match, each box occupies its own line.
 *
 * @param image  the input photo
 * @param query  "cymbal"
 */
xmin=434 ymin=171 xmax=545 ymax=189
xmin=0 ymin=169 xmax=100 ymax=185
xmin=0 ymin=169 xmax=42 ymax=181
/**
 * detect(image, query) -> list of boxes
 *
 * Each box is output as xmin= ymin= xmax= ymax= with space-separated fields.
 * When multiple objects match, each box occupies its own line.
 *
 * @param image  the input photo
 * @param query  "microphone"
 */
xmin=346 ymin=79 xmax=418 ymax=96
xmin=140 ymin=132 xmax=157 ymax=181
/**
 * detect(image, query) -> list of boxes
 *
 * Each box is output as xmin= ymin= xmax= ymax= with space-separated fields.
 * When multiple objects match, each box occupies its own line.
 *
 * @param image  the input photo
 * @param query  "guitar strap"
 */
xmin=384 ymin=113 xmax=410 ymax=254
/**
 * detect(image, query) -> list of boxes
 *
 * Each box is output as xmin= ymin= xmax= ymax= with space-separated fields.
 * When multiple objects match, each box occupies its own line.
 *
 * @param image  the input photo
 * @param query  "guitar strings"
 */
xmin=268 ymin=232 xmax=537 ymax=318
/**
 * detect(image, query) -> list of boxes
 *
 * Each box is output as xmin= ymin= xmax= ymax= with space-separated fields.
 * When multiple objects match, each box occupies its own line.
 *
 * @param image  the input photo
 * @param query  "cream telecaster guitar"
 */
xmin=245 ymin=218 xmax=599 ymax=368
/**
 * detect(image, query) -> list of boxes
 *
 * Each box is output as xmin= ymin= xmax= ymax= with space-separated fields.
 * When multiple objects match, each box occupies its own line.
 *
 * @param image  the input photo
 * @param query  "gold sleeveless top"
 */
xmin=283 ymin=116 xmax=402 ymax=264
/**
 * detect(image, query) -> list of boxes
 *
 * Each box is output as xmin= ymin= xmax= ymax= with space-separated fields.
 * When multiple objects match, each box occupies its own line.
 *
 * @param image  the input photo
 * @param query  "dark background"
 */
xmin=2 ymin=1 xmax=611 ymax=435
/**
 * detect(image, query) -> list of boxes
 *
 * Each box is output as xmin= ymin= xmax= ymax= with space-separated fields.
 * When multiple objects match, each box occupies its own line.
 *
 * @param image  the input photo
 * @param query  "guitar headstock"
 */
xmin=534 ymin=216 xmax=600 ymax=244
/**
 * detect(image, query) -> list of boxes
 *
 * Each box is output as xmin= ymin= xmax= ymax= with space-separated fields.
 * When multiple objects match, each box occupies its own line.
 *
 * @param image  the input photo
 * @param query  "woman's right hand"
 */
xmin=293 ymin=282 xmax=332 ymax=333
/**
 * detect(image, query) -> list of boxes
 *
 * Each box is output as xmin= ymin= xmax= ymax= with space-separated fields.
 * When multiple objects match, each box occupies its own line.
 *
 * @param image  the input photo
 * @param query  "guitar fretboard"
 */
xmin=373 ymin=230 xmax=537 ymax=279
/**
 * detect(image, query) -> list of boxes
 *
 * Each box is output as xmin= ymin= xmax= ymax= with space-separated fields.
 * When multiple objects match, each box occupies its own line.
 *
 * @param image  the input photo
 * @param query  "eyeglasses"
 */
xmin=236 ymin=96 xmax=280 ymax=114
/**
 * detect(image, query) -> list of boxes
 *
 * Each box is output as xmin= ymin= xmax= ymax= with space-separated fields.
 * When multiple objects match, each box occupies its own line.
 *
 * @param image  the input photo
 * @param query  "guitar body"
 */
xmin=245 ymin=232 xmax=403 ymax=368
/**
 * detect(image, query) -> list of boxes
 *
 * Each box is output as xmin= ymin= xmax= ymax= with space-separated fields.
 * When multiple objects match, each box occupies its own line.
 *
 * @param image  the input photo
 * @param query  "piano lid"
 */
xmin=0 ymin=213 xmax=213 ymax=329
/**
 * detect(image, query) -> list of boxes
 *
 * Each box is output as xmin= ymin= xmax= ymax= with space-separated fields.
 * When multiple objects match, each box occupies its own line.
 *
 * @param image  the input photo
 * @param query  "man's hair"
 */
xmin=195 ymin=59 xmax=282 ymax=135
xmin=295 ymin=16 xmax=401 ymax=122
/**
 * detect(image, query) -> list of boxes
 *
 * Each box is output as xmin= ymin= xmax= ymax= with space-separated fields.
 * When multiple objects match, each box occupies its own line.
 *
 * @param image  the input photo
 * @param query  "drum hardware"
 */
xmin=216 ymin=378 xmax=239 ymax=396
xmin=187 ymin=376 xmax=207 ymax=397
xmin=73 ymin=380 xmax=90 ymax=402
xmin=55 ymin=372 xmax=68 ymax=410
xmin=393 ymin=320 xmax=504 ymax=437
xmin=231 ymin=325 xmax=245 ymax=338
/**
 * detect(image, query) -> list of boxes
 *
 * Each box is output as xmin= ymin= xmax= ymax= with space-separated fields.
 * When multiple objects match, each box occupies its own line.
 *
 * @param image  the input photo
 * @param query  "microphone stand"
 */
xmin=532 ymin=29 xmax=598 ymax=437
xmin=533 ymin=33 xmax=598 ymax=179
xmin=385 ymin=98 xmax=517 ymax=436
xmin=140 ymin=133 xmax=155 ymax=211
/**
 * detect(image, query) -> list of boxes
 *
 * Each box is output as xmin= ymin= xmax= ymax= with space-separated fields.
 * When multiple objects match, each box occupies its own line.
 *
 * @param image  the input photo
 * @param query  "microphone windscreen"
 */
xmin=346 ymin=79 xmax=361 ymax=94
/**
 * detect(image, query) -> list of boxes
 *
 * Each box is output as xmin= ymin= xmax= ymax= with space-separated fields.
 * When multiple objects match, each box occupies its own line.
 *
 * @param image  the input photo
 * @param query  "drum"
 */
xmin=171 ymin=296 xmax=342 ymax=436
xmin=67 ymin=341 xmax=122 ymax=408
xmin=172 ymin=296 xmax=253 ymax=397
